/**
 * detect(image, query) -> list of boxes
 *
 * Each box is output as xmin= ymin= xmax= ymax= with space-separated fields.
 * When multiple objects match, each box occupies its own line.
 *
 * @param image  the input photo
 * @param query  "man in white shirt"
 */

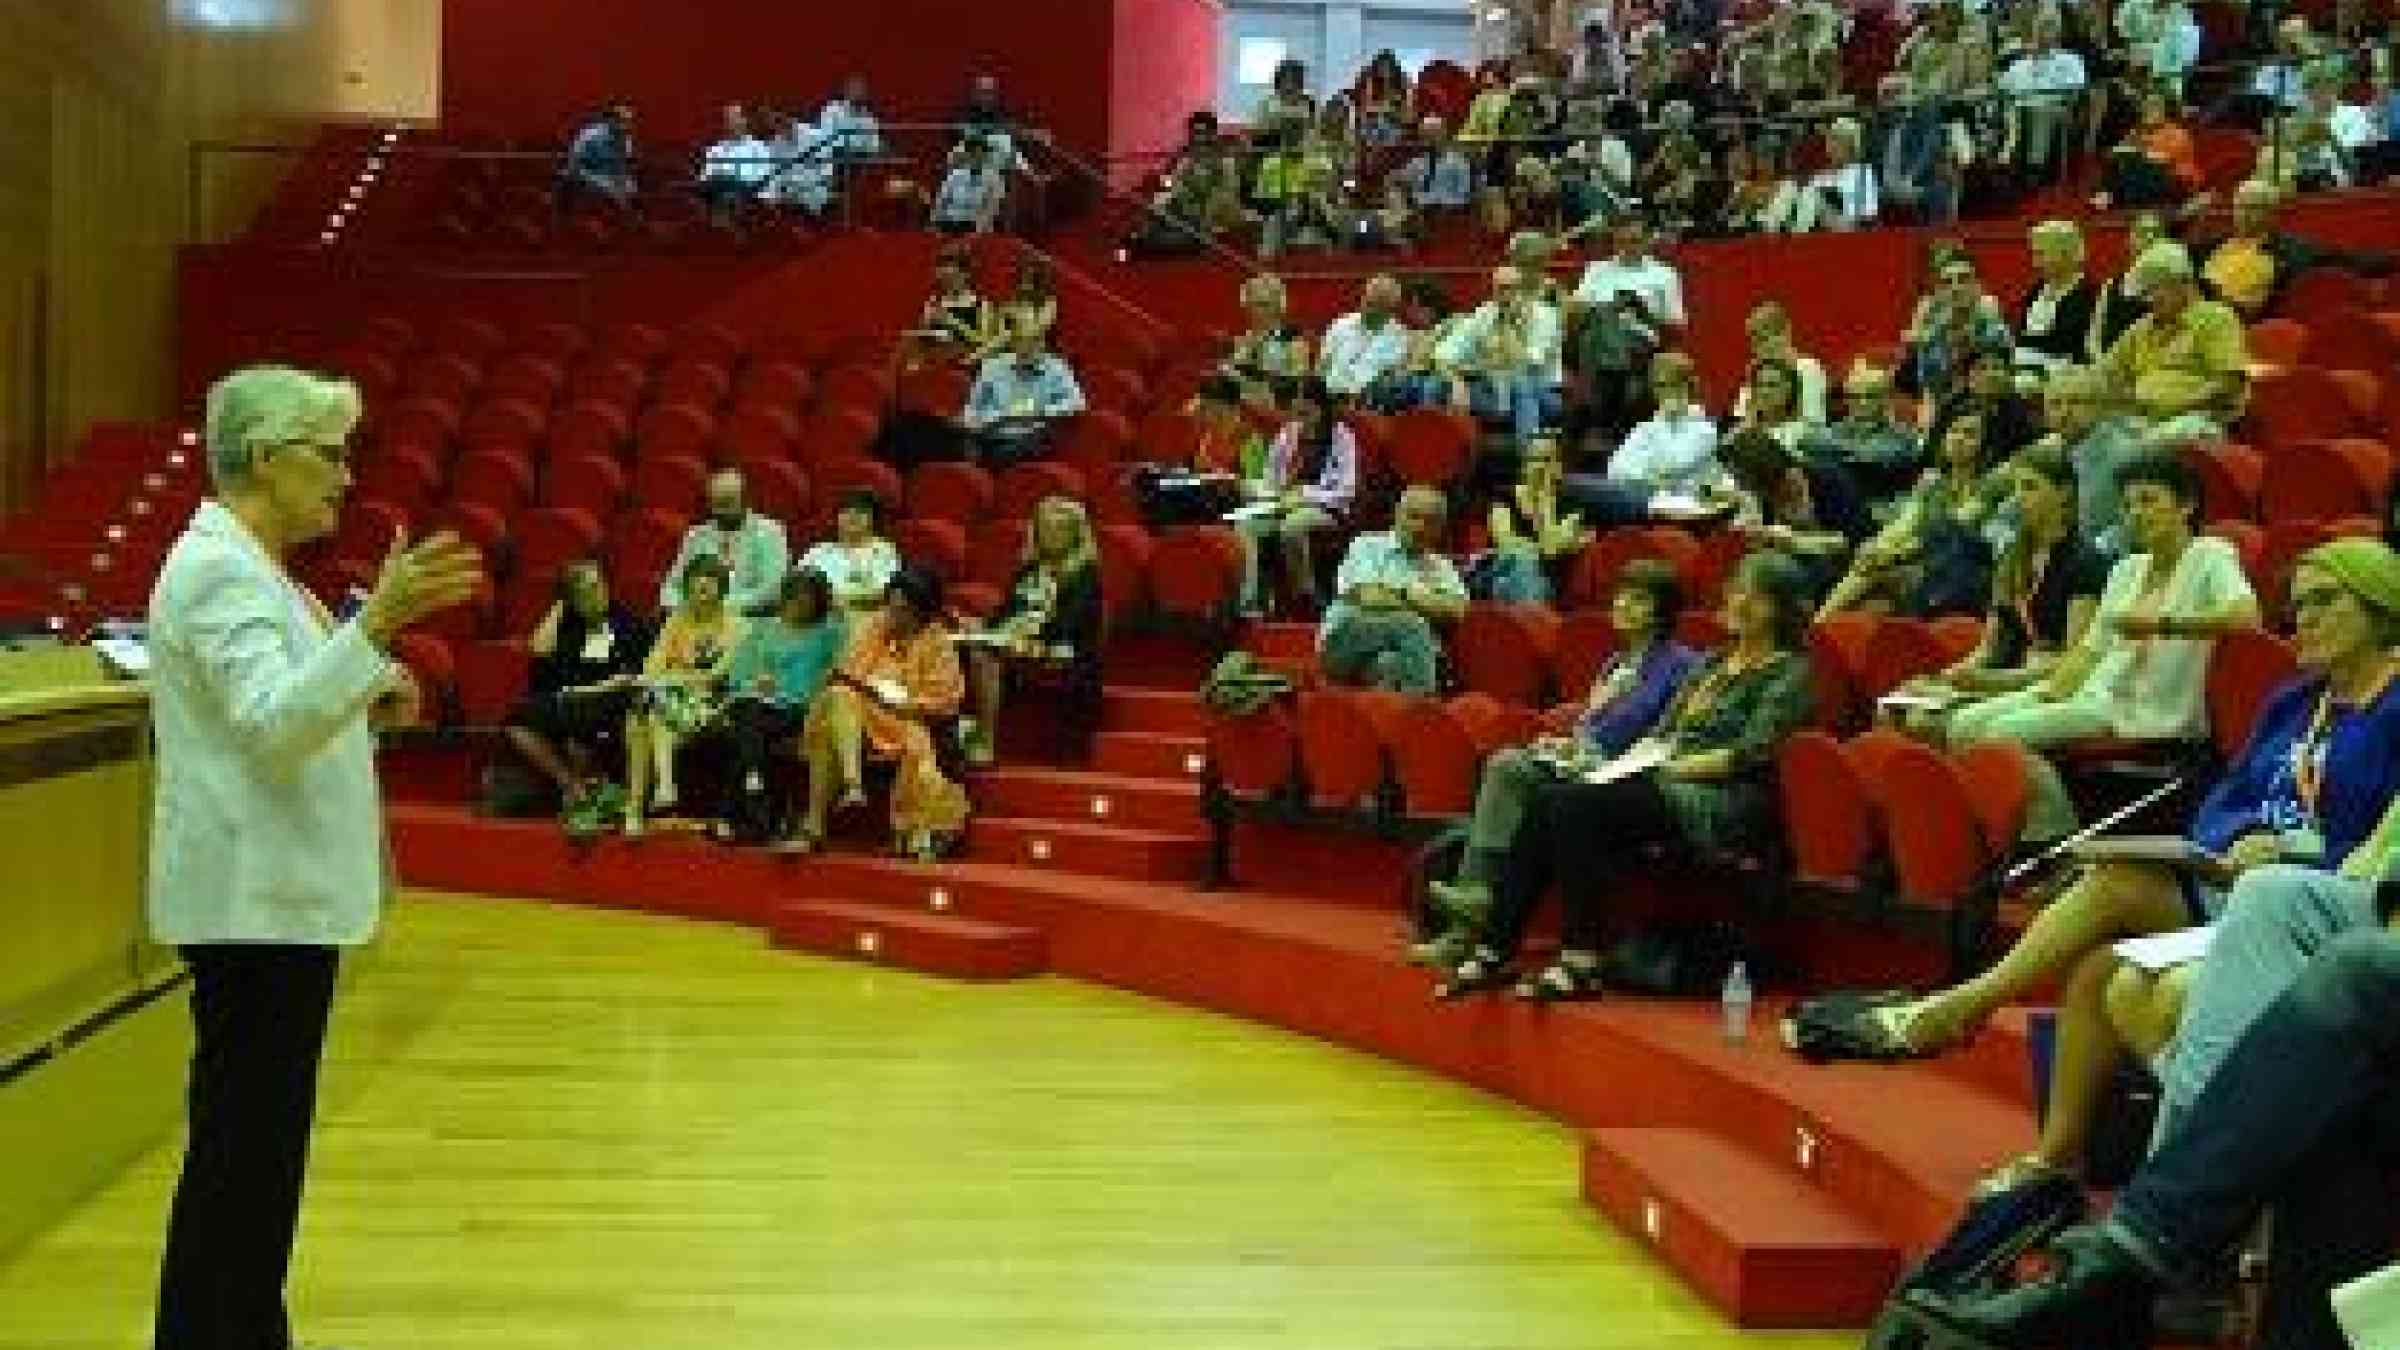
xmin=930 ymin=134 xmax=1010 ymax=235
xmin=698 ymin=103 xmax=773 ymax=225
xmin=1769 ymin=117 xmax=1880 ymax=232
xmin=820 ymin=75 xmax=886 ymax=162
xmin=1436 ymin=265 xmax=1565 ymax=446
xmin=149 ymin=366 xmax=482 ymax=1350
xmin=1318 ymin=486 xmax=1468 ymax=695
xmin=1570 ymin=217 xmax=1686 ymax=331
xmin=962 ymin=315 xmax=1087 ymax=467
xmin=1998 ymin=17 xmax=2089 ymax=175
xmin=1604 ymin=351 xmax=1724 ymax=495
xmin=660 ymin=468 xmax=791 ymax=615
xmin=1318 ymin=275 xmax=1413 ymax=409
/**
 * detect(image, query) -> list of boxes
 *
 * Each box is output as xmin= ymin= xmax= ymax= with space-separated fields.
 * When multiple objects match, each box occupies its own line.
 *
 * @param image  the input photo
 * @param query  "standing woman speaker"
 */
xmin=146 ymin=366 xmax=483 ymax=1350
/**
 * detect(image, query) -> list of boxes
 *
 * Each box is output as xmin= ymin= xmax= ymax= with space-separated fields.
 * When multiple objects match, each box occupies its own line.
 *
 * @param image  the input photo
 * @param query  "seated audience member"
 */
xmin=1926 ymin=341 xmax=2045 ymax=466
xmin=1475 ymin=437 xmax=1592 ymax=603
xmin=1718 ymin=428 xmax=1871 ymax=593
xmin=1732 ymin=302 xmax=1827 ymax=427
xmin=2016 ymin=219 xmax=2100 ymax=374
xmin=761 ymin=108 xmax=835 ymax=217
xmin=1436 ymin=264 xmax=1565 ymax=447
xmin=662 ymin=468 xmax=790 ymax=616
xmin=2043 ymin=364 xmax=2144 ymax=556
xmin=1436 ymin=551 xmax=1818 ymax=1000
xmin=561 ymin=101 xmax=638 ymax=212
xmin=1225 ymin=273 xmax=1312 ymax=405
xmin=907 ymin=246 xmax=995 ymax=369
xmin=2087 ymin=210 xmax=2169 ymax=356
xmin=798 ymin=489 xmax=901 ymax=616
xmin=961 ymin=314 xmax=1086 ymax=468
xmin=1419 ymin=560 xmax=1703 ymax=960
xmin=1185 ymin=375 xmax=1264 ymax=479
xmin=1994 ymin=13 xmax=2088 ymax=178
xmin=1902 ymin=931 xmax=2400 ymax=1350
xmin=716 ymin=568 xmax=846 ymax=843
xmin=1235 ymin=378 xmax=1358 ymax=617
xmin=1818 ymin=410 xmax=2011 ymax=620
xmin=697 ymin=103 xmax=773 ymax=225
xmin=999 ymin=255 xmax=1059 ymax=349
xmin=1867 ymin=74 xmax=1972 ymax=226
xmin=1136 ymin=112 xmax=1248 ymax=255
xmin=506 ymin=559 xmax=650 ymax=805
xmin=1944 ymin=455 xmax=2259 ymax=842
xmin=1588 ymin=351 xmax=1725 ymax=518
xmin=928 ymin=134 xmax=1009 ymax=235
xmin=1318 ymin=275 xmax=1414 ymax=409
xmin=1568 ymin=218 xmax=1686 ymax=436
xmin=1255 ymin=119 xmax=1355 ymax=257
xmin=1356 ymin=50 xmax=1413 ymax=147
xmin=961 ymin=496 xmax=1103 ymax=767
xmin=1801 ymin=361 xmax=1920 ymax=503
xmin=1761 ymin=117 xmax=1878 ymax=233
xmin=795 ymin=566 xmax=969 ymax=859
xmin=2094 ymin=88 xmax=2201 ymax=210
xmin=1363 ymin=177 xmax=1422 ymax=252
xmin=1902 ymin=446 xmax=2107 ymax=715
xmin=625 ymin=555 xmax=746 ymax=837
xmin=2095 ymin=242 xmax=2248 ymax=447
xmin=1730 ymin=356 xmax=1812 ymax=456
xmin=952 ymin=73 xmax=1031 ymax=171
xmin=2191 ymin=177 xmax=2396 ymax=319
xmin=1254 ymin=58 xmax=1318 ymax=146
xmin=1901 ymin=249 xmax=2015 ymax=409
xmin=1397 ymin=116 xmax=1478 ymax=211
xmin=1317 ymin=486 xmax=1467 ymax=695
xmin=1398 ymin=278 xmax=1469 ymax=411
xmin=2114 ymin=0 xmax=2202 ymax=97
xmin=818 ymin=76 xmax=886 ymax=162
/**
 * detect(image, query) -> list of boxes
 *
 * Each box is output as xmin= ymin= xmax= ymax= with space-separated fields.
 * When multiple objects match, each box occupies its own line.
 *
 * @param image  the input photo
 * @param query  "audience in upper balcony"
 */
xmin=2095 ymin=241 xmax=2249 ymax=447
xmin=506 ymin=559 xmax=651 ymax=808
xmin=661 ymin=468 xmax=790 ymax=617
xmin=761 ymin=108 xmax=835 ymax=217
xmin=1396 ymin=115 xmax=1479 ymax=212
xmin=2190 ymin=178 xmax=2395 ymax=321
xmin=624 ymin=554 xmax=744 ymax=838
xmin=1256 ymin=59 xmax=1319 ymax=146
xmin=1436 ymin=549 xmax=1817 ymax=1001
xmin=928 ymin=135 xmax=1010 ymax=235
xmin=1356 ymin=49 xmax=1413 ymax=147
xmin=1132 ymin=112 xmax=1247 ymax=257
xmin=1318 ymin=485 xmax=1467 ymax=696
xmin=1947 ymin=455 xmax=2260 ymax=843
xmin=2015 ymin=219 xmax=2100 ymax=375
xmin=798 ymin=489 xmax=901 ymax=617
xmin=1417 ymin=559 xmax=1701 ymax=966
xmin=561 ymin=101 xmax=638 ymax=212
xmin=819 ymin=75 xmax=886 ymax=162
xmin=960 ymin=496 xmax=1104 ymax=768
xmin=2094 ymin=88 xmax=2202 ymax=211
xmin=2113 ymin=0 xmax=2202 ymax=95
xmin=1318 ymin=275 xmax=1413 ymax=410
xmin=715 ymin=567 xmax=846 ymax=844
xmin=1437 ymin=264 xmax=1565 ymax=447
xmin=796 ymin=565 xmax=968 ymax=861
xmin=1762 ymin=117 xmax=1880 ymax=233
xmin=1473 ymin=436 xmax=1592 ymax=604
xmin=960 ymin=312 xmax=1085 ymax=468
xmin=697 ymin=103 xmax=772 ymax=226
xmin=1234 ymin=378 xmax=1356 ymax=619
xmin=1994 ymin=13 xmax=2089 ymax=180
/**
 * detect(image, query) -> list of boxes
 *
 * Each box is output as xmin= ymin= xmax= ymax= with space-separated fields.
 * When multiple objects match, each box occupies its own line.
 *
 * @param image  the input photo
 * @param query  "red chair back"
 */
xmin=1778 ymin=732 xmax=1878 ymax=887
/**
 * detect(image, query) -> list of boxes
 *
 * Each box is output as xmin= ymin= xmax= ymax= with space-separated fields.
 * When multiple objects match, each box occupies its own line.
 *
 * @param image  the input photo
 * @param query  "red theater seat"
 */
xmin=2183 ymin=442 xmax=2263 ymax=523
xmin=1385 ymin=408 xmax=1475 ymax=487
xmin=1389 ymin=696 xmax=1480 ymax=817
xmin=630 ymin=454 xmax=710 ymax=514
xmin=907 ymin=461 xmax=996 ymax=525
xmin=1778 ymin=732 xmax=1880 ymax=890
xmin=548 ymin=400 xmax=633 ymax=462
xmin=1298 ymin=688 xmax=1391 ymax=809
xmin=540 ymin=451 xmax=627 ymax=515
xmin=736 ymin=456 xmax=810 ymax=522
xmin=635 ymin=403 xmax=717 ymax=462
xmin=717 ymin=403 xmax=800 ymax=464
xmin=655 ymin=357 xmax=733 ymax=409
xmin=1452 ymin=603 xmax=1560 ymax=705
xmin=893 ymin=517 xmax=969 ymax=582
xmin=1147 ymin=527 xmax=1242 ymax=620
xmin=455 ymin=639 xmax=531 ymax=726
xmin=514 ymin=505 xmax=602 ymax=577
xmin=1207 ymin=704 xmax=1300 ymax=796
xmin=2261 ymin=437 xmax=2394 ymax=525
xmin=994 ymin=461 xmax=1086 ymax=521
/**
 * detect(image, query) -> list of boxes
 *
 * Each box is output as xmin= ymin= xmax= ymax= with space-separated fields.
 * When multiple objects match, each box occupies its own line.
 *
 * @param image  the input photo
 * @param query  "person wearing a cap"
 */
xmin=2094 ymin=240 xmax=2249 ymax=445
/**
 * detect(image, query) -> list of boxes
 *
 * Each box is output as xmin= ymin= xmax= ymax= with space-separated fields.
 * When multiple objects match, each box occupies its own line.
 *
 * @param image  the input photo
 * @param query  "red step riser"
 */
xmin=972 ymin=774 xmax=1203 ymax=834
xmin=768 ymin=901 xmax=1045 ymax=980
xmin=1099 ymin=690 xmax=1209 ymax=738
xmin=1091 ymin=731 xmax=1209 ymax=781
xmin=966 ymin=819 xmax=1207 ymax=885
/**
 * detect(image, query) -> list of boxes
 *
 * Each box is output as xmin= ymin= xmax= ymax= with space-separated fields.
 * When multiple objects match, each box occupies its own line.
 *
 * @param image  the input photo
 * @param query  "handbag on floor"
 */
xmin=1861 ymin=1171 xmax=2088 ymax=1349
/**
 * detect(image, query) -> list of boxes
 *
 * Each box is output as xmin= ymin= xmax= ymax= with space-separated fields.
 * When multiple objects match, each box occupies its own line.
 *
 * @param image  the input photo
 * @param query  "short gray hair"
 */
xmin=203 ymin=366 xmax=362 ymax=490
xmin=2129 ymin=240 xmax=2195 ymax=292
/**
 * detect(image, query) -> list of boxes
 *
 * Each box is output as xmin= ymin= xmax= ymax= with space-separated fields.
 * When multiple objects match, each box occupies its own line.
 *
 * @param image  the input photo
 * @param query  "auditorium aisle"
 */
xmin=0 ymin=894 xmax=1851 ymax=1349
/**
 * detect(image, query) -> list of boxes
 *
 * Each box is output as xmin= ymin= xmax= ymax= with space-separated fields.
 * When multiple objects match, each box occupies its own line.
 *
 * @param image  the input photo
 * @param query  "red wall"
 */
xmin=1110 ymin=0 xmax=1221 ymax=166
xmin=440 ymin=0 xmax=1117 ymax=152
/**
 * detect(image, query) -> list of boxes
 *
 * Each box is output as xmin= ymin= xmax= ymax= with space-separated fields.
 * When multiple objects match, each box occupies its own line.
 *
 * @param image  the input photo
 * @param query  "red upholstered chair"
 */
xmin=1675 ymin=608 xmax=1729 ymax=650
xmin=2276 ymin=268 xmax=2376 ymax=327
xmin=803 ymin=404 xmax=882 ymax=463
xmin=389 ymin=633 xmax=457 ymax=722
xmin=1207 ymin=706 xmax=1299 ymax=797
xmin=2247 ymin=366 xmax=2368 ymax=446
xmin=1059 ymin=410 xmax=1137 ymax=472
xmin=540 ymin=451 xmax=627 ymax=516
xmin=357 ymin=314 xmax=418 ymax=355
xmin=892 ymin=517 xmax=969 ymax=582
xmin=964 ymin=518 xmax=1025 ymax=593
xmin=2206 ymin=520 xmax=2268 ymax=594
xmin=1386 ymin=407 xmax=1476 ymax=486
xmin=1449 ymin=690 xmax=1545 ymax=752
xmin=1951 ymin=742 xmax=2033 ymax=859
xmin=2182 ymin=441 xmax=2263 ymax=523
xmin=813 ymin=457 xmax=904 ymax=513
xmin=1136 ymin=407 xmax=1204 ymax=466
xmin=994 ymin=461 xmax=1087 ymax=521
xmin=2262 ymin=519 xmax=2336 ymax=618
xmin=2305 ymin=308 xmax=2400 ymax=375
xmin=1298 ymin=688 xmax=1393 ymax=810
xmin=546 ymin=399 xmax=632 ymax=463
xmin=635 ymin=402 xmax=717 ymax=462
xmin=734 ymin=456 xmax=809 ymax=524
xmin=331 ymin=498 xmax=411 ymax=567
xmin=380 ymin=396 xmax=463 ymax=453
xmin=1389 ymin=696 xmax=1481 ymax=817
xmin=1552 ymin=608 xmax=1619 ymax=706
xmin=1859 ymin=616 xmax=1951 ymax=701
xmin=1095 ymin=522 xmax=1155 ymax=625
xmin=627 ymin=453 xmax=708 ymax=515
xmin=1930 ymin=615 xmax=1986 ymax=665
xmin=447 ymin=447 xmax=537 ymax=517
xmin=1147 ymin=527 xmax=1243 ymax=620
xmin=1873 ymin=738 xmax=2020 ymax=920
xmin=355 ymin=446 xmax=443 ymax=518
xmin=1080 ymin=364 xmax=1148 ymax=415
xmin=669 ymin=322 xmax=744 ymax=371
xmin=817 ymin=363 xmax=896 ymax=418
xmin=2245 ymin=318 xmax=2311 ymax=368
xmin=431 ymin=316 xmax=507 ymax=364
xmin=331 ymin=348 xmax=401 ymax=405
xmin=514 ymin=505 xmax=602 ymax=578
xmin=1778 ymin=731 xmax=1881 ymax=890
xmin=896 ymin=363 xmax=973 ymax=419
xmin=425 ymin=500 xmax=509 ymax=560
xmin=2206 ymin=626 xmax=2299 ymax=759
xmin=1451 ymin=603 xmax=1561 ymax=705
xmin=603 ymin=507 xmax=691 ymax=620
xmin=517 ymin=321 xmax=589 ymax=364
xmin=597 ymin=321 xmax=668 ymax=363
xmin=567 ymin=356 xmax=649 ymax=410
xmin=481 ymin=354 xmax=567 ymax=405
xmin=736 ymin=359 xmax=814 ymax=413
xmin=716 ymin=403 xmax=800 ymax=464
xmin=906 ymin=461 xmax=996 ymax=525
xmin=454 ymin=638 xmax=531 ymax=726
xmin=404 ymin=352 xmax=483 ymax=405
xmin=2261 ymin=437 xmax=2394 ymax=525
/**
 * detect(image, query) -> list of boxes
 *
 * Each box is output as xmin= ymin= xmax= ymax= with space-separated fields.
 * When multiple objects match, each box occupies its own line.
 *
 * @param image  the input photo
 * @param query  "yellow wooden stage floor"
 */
xmin=0 ymin=895 xmax=1853 ymax=1350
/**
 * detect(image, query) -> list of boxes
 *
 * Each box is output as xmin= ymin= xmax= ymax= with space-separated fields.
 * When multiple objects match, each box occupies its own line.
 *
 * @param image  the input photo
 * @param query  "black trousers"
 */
xmin=1481 ymin=774 xmax=1676 ymax=959
xmin=155 ymin=943 xmax=341 ymax=1350
xmin=727 ymin=698 xmax=806 ymax=783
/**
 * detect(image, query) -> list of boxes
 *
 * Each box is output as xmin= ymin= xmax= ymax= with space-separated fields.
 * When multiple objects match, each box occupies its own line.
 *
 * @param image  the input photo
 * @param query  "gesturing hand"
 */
xmin=369 ymin=666 xmax=425 ymax=731
xmin=361 ymin=530 xmax=484 ymax=648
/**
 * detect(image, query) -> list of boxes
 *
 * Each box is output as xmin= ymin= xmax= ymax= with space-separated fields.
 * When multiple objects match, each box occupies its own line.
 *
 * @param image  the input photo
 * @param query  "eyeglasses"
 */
xmin=2290 ymin=585 xmax=2350 ymax=614
xmin=273 ymin=438 xmax=351 ymax=468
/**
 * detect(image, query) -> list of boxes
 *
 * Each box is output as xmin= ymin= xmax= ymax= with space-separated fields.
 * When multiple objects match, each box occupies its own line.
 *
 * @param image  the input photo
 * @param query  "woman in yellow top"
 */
xmin=794 ymin=565 xmax=970 ymax=859
xmin=625 ymin=554 xmax=745 ymax=836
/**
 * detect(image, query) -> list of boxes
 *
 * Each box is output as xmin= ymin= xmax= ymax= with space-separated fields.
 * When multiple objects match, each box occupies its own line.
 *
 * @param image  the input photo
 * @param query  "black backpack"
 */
xmin=1863 ymin=1172 xmax=2088 ymax=1348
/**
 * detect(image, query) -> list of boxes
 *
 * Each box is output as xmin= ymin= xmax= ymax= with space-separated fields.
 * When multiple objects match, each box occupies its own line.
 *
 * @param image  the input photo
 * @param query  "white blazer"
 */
xmin=145 ymin=501 xmax=395 ymax=946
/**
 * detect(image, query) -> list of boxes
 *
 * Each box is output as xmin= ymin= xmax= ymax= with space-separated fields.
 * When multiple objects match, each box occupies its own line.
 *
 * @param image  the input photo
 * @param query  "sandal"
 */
xmin=1425 ymin=877 xmax=1491 ymax=929
xmin=1514 ymin=961 xmax=1606 ymax=1003
xmin=1971 ymin=1153 xmax=2074 ymax=1201
xmin=1407 ymin=930 xmax=1474 ymax=969
xmin=1434 ymin=949 xmax=1514 ymax=1001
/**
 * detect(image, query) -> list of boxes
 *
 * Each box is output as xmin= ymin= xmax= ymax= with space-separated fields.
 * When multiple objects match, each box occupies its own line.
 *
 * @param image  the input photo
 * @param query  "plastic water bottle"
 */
xmin=1720 ymin=962 xmax=1754 ymax=1045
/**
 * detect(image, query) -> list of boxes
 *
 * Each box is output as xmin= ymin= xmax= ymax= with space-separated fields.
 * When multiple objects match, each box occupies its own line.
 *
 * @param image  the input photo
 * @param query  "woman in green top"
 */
xmin=716 ymin=568 xmax=846 ymax=845
xmin=1816 ymin=408 xmax=2009 ymax=620
xmin=1438 ymin=550 xmax=1821 ymax=1001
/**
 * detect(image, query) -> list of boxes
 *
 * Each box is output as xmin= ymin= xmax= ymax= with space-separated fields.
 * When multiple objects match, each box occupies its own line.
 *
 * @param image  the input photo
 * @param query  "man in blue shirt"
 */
xmin=961 ymin=315 xmax=1086 ymax=468
xmin=561 ymin=101 xmax=637 ymax=212
xmin=1318 ymin=486 xmax=1468 ymax=695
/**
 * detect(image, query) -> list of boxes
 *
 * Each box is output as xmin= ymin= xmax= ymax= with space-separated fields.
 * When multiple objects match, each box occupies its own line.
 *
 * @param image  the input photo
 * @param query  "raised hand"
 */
xmin=361 ymin=530 xmax=484 ymax=648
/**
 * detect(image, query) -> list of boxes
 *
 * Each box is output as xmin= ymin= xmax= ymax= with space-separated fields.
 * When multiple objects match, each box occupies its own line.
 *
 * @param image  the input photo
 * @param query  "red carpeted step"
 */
xmin=966 ymin=815 xmax=1207 ymax=883
xmin=1099 ymin=687 xmax=1209 ymax=738
xmin=768 ymin=898 xmax=1046 ymax=980
xmin=1930 ymin=1005 xmax=2044 ymax=1113
xmin=1092 ymin=730 xmax=1208 ymax=780
xmin=972 ymin=766 xmax=1203 ymax=833
xmin=1583 ymin=1126 xmax=1902 ymax=1329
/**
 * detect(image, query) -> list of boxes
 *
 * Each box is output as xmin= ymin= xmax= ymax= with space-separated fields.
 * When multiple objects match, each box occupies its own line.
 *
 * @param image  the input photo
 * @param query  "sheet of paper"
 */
xmin=2334 ymin=1261 xmax=2400 ymax=1349
xmin=2069 ymin=835 xmax=2220 ymax=870
xmin=2112 ymin=924 xmax=2217 ymax=972
xmin=1581 ymin=737 xmax=1669 ymax=786
xmin=1876 ymin=689 xmax=1958 ymax=713
xmin=1223 ymin=502 xmax=1280 ymax=525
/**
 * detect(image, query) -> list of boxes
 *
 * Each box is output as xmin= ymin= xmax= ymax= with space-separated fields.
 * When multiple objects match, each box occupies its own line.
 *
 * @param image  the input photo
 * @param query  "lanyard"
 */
xmin=2293 ymin=662 xmax=2400 ymax=821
